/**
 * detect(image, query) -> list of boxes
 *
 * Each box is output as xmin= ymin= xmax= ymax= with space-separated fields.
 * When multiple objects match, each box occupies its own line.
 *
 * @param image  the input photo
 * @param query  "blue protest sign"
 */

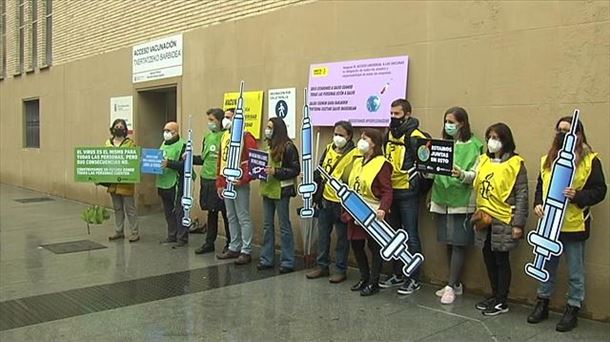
xmin=141 ymin=148 xmax=164 ymax=175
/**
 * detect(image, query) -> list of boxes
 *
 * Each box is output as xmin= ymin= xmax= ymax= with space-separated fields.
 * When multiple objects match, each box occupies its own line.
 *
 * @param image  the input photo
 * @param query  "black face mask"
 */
xmin=389 ymin=117 xmax=405 ymax=129
xmin=112 ymin=128 xmax=127 ymax=137
xmin=555 ymin=131 xmax=567 ymax=147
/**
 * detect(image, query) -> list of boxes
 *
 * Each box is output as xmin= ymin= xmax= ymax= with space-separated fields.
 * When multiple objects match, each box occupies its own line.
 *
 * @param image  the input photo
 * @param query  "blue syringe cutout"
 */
xmin=317 ymin=166 xmax=424 ymax=276
xmin=222 ymin=81 xmax=246 ymax=200
xmin=181 ymin=115 xmax=194 ymax=227
xmin=298 ymin=88 xmax=317 ymax=218
xmin=525 ymin=109 xmax=580 ymax=282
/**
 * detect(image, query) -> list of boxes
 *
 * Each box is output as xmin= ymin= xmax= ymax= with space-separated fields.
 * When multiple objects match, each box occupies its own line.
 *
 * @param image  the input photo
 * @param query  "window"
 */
xmin=16 ymin=0 xmax=25 ymax=74
xmin=0 ymin=0 xmax=6 ymax=78
xmin=24 ymin=99 xmax=40 ymax=148
xmin=43 ymin=0 xmax=51 ymax=66
xmin=30 ymin=0 xmax=37 ymax=70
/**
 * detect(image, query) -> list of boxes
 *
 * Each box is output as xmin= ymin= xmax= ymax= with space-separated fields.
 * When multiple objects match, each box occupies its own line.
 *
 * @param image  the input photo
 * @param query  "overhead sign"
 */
xmin=75 ymin=147 xmax=141 ymax=183
xmin=268 ymin=88 xmax=296 ymax=139
xmin=132 ymin=34 xmax=183 ymax=83
xmin=223 ymin=91 xmax=264 ymax=139
xmin=415 ymin=138 xmax=454 ymax=176
xmin=307 ymin=55 xmax=408 ymax=127
xmin=110 ymin=96 xmax=133 ymax=133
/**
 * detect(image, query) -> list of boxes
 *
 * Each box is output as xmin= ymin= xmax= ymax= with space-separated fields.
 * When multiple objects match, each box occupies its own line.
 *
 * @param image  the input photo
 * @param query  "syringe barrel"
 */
xmin=343 ymin=191 xmax=376 ymax=225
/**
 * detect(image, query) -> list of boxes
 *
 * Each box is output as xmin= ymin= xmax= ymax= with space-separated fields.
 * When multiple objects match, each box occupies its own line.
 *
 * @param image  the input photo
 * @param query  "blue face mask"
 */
xmin=444 ymin=122 xmax=459 ymax=137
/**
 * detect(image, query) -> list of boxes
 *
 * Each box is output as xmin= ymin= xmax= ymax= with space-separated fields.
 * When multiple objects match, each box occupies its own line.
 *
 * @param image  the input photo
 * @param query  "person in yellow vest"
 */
xmin=257 ymin=117 xmax=301 ymax=274
xmin=106 ymin=119 xmax=140 ymax=242
xmin=342 ymin=128 xmax=393 ymax=296
xmin=472 ymin=123 xmax=528 ymax=316
xmin=158 ymin=121 xmax=189 ymax=247
xmin=527 ymin=117 xmax=606 ymax=332
xmin=306 ymin=120 xmax=357 ymax=283
xmin=381 ymin=99 xmax=427 ymax=295
xmin=430 ymin=107 xmax=484 ymax=305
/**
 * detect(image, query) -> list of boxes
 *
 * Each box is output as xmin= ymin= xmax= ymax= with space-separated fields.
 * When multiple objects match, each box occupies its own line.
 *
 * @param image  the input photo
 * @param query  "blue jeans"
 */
xmin=316 ymin=200 xmax=349 ymax=273
xmin=260 ymin=196 xmax=295 ymax=268
xmin=225 ymin=184 xmax=253 ymax=254
xmin=537 ymin=240 xmax=586 ymax=308
xmin=388 ymin=193 xmax=422 ymax=280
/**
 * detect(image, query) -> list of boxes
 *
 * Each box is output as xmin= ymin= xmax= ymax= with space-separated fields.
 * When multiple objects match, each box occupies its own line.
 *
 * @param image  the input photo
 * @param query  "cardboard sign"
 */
xmin=415 ymin=139 xmax=454 ymax=176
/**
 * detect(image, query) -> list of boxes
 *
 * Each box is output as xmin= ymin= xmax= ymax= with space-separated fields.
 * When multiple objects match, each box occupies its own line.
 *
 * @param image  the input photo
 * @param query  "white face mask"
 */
xmin=487 ymin=138 xmax=502 ymax=153
xmin=222 ymin=118 xmax=232 ymax=130
xmin=163 ymin=131 xmax=174 ymax=141
xmin=333 ymin=135 xmax=347 ymax=148
xmin=264 ymin=128 xmax=273 ymax=139
xmin=357 ymin=139 xmax=370 ymax=153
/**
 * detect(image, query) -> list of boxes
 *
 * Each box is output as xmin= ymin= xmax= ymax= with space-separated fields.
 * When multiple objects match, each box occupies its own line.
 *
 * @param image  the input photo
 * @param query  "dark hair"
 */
xmin=268 ymin=117 xmax=291 ymax=162
xmin=485 ymin=123 xmax=516 ymax=157
xmin=225 ymin=107 xmax=236 ymax=114
xmin=110 ymin=119 xmax=128 ymax=136
xmin=544 ymin=116 xmax=591 ymax=169
xmin=442 ymin=106 xmax=473 ymax=142
xmin=334 ymin=120 xmax=354 ymax=141
xmin=390 ymin=99 xmax=412 ymax=114
xmin=361 ymin=128 xmax=384 ymax=158
xmin=206 ymin=108 xmax=225 ymax=124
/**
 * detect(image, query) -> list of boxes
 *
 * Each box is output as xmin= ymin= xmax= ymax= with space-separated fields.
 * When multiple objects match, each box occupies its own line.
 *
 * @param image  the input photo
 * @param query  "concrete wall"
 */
xmin=1 ymin=1 xmax=609 ymax=320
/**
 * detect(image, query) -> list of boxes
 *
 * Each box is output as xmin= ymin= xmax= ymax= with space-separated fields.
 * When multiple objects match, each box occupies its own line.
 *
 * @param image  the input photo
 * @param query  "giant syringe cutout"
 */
xmin=525 ymin=109 xmax=580 ymax=282
xmin=222 ymin=81 xmax=246 ymax=199
xmin=298 ymin=88 xmax=317 ymax=218
xmin=317 ymin=166 xmax=424 ymax=276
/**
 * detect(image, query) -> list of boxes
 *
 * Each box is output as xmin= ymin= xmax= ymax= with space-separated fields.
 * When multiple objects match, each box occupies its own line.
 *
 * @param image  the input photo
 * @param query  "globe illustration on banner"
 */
xmin=366 ymin=95 xmax=381 ymax=112
xmin=417 ymin=145 xmax=431 ymax=162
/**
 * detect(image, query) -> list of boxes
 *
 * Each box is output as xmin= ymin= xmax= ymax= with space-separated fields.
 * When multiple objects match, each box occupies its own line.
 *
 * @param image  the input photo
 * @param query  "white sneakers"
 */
xmin=436 ymin=283 xmax=463 ymax=305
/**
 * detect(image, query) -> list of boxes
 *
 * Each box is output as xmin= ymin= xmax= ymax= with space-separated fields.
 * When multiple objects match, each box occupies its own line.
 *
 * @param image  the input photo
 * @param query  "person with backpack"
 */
xmin=429 ymin=107 xmax=484 ymax=304
xmin=305 ymin=120 xmax=358 ymax=284
xmin=379 ymin=99 xmax=428 ymax=295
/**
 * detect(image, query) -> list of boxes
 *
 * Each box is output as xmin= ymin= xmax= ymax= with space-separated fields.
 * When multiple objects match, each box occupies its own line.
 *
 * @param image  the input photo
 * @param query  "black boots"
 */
xmin=556 ymin=304 xmax=579 ymax=332
xmin=527 ymin=298 xmax=549 ymax=323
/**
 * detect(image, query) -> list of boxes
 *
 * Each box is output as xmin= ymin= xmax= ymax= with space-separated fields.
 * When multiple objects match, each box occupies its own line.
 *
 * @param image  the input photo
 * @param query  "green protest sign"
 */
xmin=74 ymin=147 xmax=141 ymax=183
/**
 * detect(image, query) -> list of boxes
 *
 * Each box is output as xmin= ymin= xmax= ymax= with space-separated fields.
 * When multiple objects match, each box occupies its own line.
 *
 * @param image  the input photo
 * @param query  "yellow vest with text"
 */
xmin=474 ymin=154 xmax=524 ymax=224
xmin=540 ymin=152 xmax=596 ymax=233
xmin=321 ymin=144 xmax=360 ymax=202
xmin=219 ymin=131 xmax=231 ymax=173
xmin=385 ymin=129 xmax=426 ymax=189
xmin=348 ymin=155 xmax=387 ymax=208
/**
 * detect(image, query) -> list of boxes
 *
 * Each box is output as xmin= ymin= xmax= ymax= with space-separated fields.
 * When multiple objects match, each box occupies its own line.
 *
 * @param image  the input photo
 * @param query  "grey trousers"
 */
xmin=110 ymin=193 xmax=139 ymax=235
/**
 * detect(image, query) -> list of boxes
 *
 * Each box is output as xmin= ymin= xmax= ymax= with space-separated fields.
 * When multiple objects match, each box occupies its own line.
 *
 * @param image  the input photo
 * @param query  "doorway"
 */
xmin=135 ymin=86 xmax=177 ymax=215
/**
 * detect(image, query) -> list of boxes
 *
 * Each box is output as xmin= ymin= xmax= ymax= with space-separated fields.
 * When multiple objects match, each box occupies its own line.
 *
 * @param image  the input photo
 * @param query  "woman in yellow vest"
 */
xmin=257 ymin=117 xmax=301 ymax=274
xmin=342 ymin=128 xmax=393 ymax=296
xmin=527 ymin=117 xmax=606 ymax=332
xmin=472 ymin=123 xmax=528 ymax=316
xmin=106 ymin=119 xmax=140 ymax=242
xmin=306 ymin=120 xmax=357 ymax=284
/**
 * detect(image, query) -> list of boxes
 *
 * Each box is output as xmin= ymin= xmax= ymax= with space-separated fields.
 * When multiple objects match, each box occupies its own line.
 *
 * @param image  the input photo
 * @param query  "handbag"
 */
xmin=470 ymin=209 xmax=492 ymax=231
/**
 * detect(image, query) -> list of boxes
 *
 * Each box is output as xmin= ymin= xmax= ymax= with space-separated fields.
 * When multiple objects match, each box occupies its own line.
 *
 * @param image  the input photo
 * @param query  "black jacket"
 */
xmin=271 ymin=142 xmax=301 ymax=198
xmin=534 ymin=156 xmax=607 ymax=241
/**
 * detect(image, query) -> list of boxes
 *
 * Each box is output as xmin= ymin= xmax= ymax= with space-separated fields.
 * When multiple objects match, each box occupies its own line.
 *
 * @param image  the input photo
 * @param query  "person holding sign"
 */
xmin=158 ymin=121 xmax=189 ymax=247
xmin=342 ymin=128 xmax=393 ymax=296
xmin=472 ymin=123 xmax=528 ymax=316
xmin=106 ymin=119 xmax=140 ymax=242
xmin=257 ymin=118 xmax=301 ymax=273
xmin=429 ymin=107 xmax=483 ymax=304
xmin=306 ymin=121 xmax=357 ymax=284
xmin=527 ymin=117 xmax=606 ymax=332
xmin=216 ymin=108 xmax=257 ymax=265
xmin=192 ymin=108 xmax=231 ymax=255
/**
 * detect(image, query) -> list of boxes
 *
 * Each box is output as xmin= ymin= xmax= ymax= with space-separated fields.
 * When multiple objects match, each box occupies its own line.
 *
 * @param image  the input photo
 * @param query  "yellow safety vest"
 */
xmin=541 ymin=152 xmax=597 ymax=233
xmin=385 ymin=129 xmax=426 ymax=189
xmin=321 ymin=144 xmax=360 ymax=202
xmin=348 ymin=155 xmax=387 ymax=208
xmin=474 ymin=154 xmax=524 ymax=224
xmin=219 ymin=131 xmax=231 ymax=173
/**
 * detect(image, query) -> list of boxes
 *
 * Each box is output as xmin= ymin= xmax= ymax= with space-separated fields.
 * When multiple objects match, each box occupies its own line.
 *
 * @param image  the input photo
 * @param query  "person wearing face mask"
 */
xmin=527 ymin=117 xmax=606 ymax=332
xmin=342 ymin=128 xmax=393 ymax=296
xmin=106 ymin=119 xmax=140 ymax=242
xmin=191 ymin=108 xmax=231 ymax=255
xmin=380 ymin=99 xmax=429 ymax=295
xmin=430 ymin=107 xmax=484 ymax=304
xmin=257 ymin=117 xmax=301 ymax=273
xmin=471 ymin=123 xmax=528 ymax=316
xmin=306 ymin=120 xmax=357 ymax=283
xmin=158 ymin=121 xmax=189 ymax=247
xmin=215 ymin=108 xmax=257 ymax=265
